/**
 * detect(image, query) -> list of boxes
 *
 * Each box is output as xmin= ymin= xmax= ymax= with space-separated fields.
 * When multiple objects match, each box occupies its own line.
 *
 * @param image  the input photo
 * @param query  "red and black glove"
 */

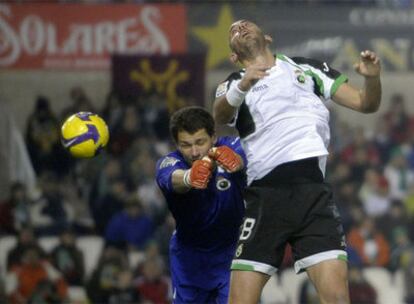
xmin=184 ymin=157 xmax=213 ymax=189
xmin=208 ymin=146 xmax=243 ymax=173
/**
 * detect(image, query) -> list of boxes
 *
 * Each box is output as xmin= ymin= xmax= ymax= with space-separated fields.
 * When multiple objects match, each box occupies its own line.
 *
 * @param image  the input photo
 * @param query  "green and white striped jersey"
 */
xmin=216 ymin=54 xmax=348 ymax=185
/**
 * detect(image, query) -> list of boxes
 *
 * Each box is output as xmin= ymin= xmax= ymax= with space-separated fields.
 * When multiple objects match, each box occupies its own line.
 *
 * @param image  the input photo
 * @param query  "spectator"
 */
xmin=89 ymin=157 xmax=124 ymax=206
xmin=50 ymin=228 xmax=85 ymax=286
xmin=135 ymin=156 xmax=167 ymax=224
xmin=0 ymin=182 xmax=32 ymax=234
xmin=107 ymin=270 xmax=141 ymax=304
xmin=377 ymin=201 xmax=413 ymax=245
xmin=126 ymin=138 xmax=158 ymax=185
xmin=341 ymin=126 xmax=380 ymax=167
xmin=384 ymin=147 xmax=414 ymax=201
xmin=105 ymin=196 xmax=154 ymax=250
xmin=135 ymin=257 xmax=171 ymax=304
xmin=359 ymin=170 xmax=392 ymax=218
xmin=86 ymin=246 xmax=129 ymax=303
xmin=142 ymin=92 xmax=170 ymax=140
xmin=389 ymin=227 xmax=414 ymax=269
xmin=6 ymin=227 xmax=45 ymax=271
xmin=60 ymin=86 xmax=96 ymax=122
xmin=382 ymin=94 xmax=409 ymax=144
xmin=348 ymin=266 xmax=377 ymax=304
xmin=109 ymin=104 xmax=146 ymax=156
xmin=6 ymin=245 xmax=68 ymax=304
xmin=31 ymin=172 xmax=72 ymax=236
xmin=372 ymin=119 xmax=395 ymax=164
xmin=92 ymin=178 xmax=128 ymax=235
xmin=26 ymin=96 xmax=69 ymax=176
xmin=60 ymin=175 xmax=94 ymax=234
xmin=347 ymin=217 xmax=391 ymax=267
xmin=102 ymin=91 xmax=124 ymax=131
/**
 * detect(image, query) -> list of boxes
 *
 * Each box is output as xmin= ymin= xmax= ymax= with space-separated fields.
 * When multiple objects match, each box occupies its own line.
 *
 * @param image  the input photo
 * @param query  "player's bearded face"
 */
xmin=177 ymin=129 xmax=216 ymax=165
xmin=229 ymin=20 xmax=266 ymax=61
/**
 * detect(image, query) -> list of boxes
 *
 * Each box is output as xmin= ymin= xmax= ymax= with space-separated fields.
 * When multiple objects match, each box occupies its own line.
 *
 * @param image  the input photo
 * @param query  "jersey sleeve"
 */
xmin=155 ymin=155 xmax=187 ymax=194
xmin=291 ymin=56 xmax=348 ymax=100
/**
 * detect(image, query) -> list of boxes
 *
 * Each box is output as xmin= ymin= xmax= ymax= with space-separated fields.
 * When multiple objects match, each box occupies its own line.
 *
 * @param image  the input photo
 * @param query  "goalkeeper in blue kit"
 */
xmin=155 ymin=106 xmax=246 ymax=303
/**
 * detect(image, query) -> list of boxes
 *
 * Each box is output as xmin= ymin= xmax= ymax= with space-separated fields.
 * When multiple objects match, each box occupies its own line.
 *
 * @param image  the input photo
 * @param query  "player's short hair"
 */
xmin=170 ymin=106 xmax=215 ymax=142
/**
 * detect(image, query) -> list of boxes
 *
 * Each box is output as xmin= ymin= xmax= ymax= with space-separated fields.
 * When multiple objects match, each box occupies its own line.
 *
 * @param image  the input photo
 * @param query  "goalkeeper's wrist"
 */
xmin=226 ymin=83 xmax=247 ymax=107
xmin=183 ymin=170 xmax=192 ymax=188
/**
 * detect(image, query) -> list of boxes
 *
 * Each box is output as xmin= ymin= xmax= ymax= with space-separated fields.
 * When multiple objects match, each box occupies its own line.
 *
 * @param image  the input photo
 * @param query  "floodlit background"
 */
xmin=0 ymin=1 xmax=413 ymax=303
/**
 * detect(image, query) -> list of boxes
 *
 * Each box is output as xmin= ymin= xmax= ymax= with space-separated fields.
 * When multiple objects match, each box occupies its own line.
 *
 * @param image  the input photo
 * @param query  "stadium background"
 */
xmin=0 ymin=1 xmax=413 ymax=303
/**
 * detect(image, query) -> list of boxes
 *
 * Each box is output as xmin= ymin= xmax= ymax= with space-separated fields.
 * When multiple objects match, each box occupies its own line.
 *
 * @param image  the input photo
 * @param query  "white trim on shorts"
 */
xmin=231 ymin=259 xmax=277 ymax=276
xmin=294 ymin=249 xmax=348 ymax=274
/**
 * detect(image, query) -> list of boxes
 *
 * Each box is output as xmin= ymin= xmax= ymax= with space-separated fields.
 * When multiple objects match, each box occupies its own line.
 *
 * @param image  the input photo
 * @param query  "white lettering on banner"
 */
xmin=117 ymin=18 xmax=137 ymax=53
xmin=20 ymin=16 xmax=45 ymax=55
xmin=0 ymin=5 xmax=171 ymax=67
xmin=63 ymin=25 xmax=93 ymax=55
xmin=0 ymin=6 xmax=19 ymax=65
xmin=46 ymin=23 xmax=58 ymax=54
xmin=95 ymin=22 xmax=115 ymax=54
xmin=141 ymin=6 xmax=169 ymax=54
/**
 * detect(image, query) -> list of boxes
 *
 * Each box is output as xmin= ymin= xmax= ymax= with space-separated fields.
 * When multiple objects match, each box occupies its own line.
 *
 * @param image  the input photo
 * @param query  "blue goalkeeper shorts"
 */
xmin=169 ymin=234 xmax=236 ymax=304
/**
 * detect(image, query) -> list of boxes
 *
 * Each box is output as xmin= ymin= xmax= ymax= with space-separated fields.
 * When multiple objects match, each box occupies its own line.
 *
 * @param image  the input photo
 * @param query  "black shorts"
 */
xmin=231 ymin=157 xmax=347 ymax=275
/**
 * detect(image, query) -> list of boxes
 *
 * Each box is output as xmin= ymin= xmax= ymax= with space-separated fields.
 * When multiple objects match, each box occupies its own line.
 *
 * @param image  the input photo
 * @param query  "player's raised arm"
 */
xmin=333 ymin=50 xmax=381 ymax=113
xmin=213 ymin=64 xmax=270 ymax=125
xmin=213 ymin=95 xmax=238 ymax=125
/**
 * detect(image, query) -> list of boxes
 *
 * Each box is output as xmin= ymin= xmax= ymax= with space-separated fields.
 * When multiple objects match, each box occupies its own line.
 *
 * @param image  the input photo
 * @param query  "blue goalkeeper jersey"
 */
xmin=156 ymin=136 xmax=246 ymax=251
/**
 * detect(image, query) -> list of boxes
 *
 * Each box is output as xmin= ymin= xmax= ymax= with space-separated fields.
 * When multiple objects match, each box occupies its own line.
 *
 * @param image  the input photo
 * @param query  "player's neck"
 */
xmin=243 ymin=49 xmax=275 ymax=68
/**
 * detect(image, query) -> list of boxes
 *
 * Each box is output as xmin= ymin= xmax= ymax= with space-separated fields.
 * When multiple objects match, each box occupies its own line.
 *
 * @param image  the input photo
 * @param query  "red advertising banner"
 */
xmin=0 ymin=4 xmax=187 ymax=70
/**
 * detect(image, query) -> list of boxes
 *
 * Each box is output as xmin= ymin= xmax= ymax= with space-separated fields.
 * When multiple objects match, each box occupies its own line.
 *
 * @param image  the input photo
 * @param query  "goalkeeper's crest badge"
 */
xmin=216 ymin=177 xmax=231 ymax=191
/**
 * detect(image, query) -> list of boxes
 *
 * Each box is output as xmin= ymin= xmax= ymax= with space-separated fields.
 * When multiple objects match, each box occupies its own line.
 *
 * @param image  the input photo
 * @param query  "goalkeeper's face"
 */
xmin=177 ymin=128 xmax=216 ymax=165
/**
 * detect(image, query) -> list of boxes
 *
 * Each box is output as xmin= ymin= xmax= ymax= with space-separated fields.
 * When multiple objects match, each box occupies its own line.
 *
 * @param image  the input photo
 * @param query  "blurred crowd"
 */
xmin=0 ymin=87 xmax=173 ymax=303
xmin=5 ymin=0 xmax=413 ymax=8
xmin=0 ymin=86 xmax=414 ymax=303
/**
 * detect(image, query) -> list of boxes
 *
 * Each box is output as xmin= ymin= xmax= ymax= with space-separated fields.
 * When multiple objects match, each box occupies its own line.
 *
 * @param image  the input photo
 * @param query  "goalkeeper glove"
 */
xmin=183 ymin=157 xmax=213 ymax=189
xmin=208 ymin=146 xmax=243 ymax=173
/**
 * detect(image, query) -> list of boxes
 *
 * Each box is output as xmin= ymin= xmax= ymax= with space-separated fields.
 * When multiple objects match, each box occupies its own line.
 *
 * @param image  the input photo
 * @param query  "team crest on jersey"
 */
xmin=216 ymin=177 xmax=231 ymax=191
xmin=215 ymin=81 xmax=228 ymax=98
xmin=294 ymin=70 xmax=306 ymax=83
xmin=159 ymin=157 xmax=179 ymax=169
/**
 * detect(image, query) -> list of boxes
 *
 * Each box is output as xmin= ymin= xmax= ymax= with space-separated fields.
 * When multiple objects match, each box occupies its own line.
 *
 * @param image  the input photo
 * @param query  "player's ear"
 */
xmin=264 ymin=34 xmax=273 ymax=45
xmin=229 ymin=52 xmax=238 ymax=64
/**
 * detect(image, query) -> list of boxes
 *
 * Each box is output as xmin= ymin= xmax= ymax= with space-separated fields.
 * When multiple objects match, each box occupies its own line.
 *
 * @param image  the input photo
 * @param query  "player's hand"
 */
xmin=208 ymin=146 xmax=243 ymax=173
xmin=354 ymin=50 xmax=381 ymax=78
xmin=238 ymin=63 xmax=271 ymax=91
xmin=185 ymin=157 xmax=213 ymax=189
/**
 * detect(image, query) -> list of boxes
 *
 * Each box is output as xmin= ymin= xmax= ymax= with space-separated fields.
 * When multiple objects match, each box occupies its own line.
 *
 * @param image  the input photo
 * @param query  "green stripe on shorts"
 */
xmin=337 ymin=254 xmax=348 ymax=262
xmin=231 ymin=263 xmax=254 ymax=271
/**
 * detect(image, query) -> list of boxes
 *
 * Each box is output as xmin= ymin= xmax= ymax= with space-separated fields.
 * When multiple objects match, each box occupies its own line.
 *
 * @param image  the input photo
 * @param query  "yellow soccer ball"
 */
xmin=61 ymin=112 xmax=109 ymax=158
